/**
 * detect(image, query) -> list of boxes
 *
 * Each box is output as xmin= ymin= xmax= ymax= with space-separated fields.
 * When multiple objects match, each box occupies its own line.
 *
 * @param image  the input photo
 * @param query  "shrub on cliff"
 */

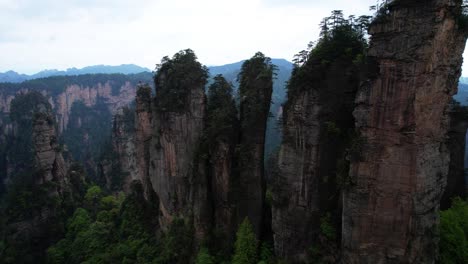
xmin=232 ymin=218 xmax=258 ymax=264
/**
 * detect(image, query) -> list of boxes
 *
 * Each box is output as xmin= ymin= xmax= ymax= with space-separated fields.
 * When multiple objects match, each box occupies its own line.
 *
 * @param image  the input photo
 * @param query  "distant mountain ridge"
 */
xmin=0 ymin=59 xmax=293 ymax=84
xmin=0 ymin=64 xmax=152 ymax=83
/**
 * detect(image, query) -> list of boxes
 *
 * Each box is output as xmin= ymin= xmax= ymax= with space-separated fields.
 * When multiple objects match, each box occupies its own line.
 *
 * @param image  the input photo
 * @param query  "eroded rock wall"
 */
xmin=32 ymin=111 xmax=68 ymax=189
xmin=149 ymin=81 xmax=207 ymax=233
xmin=135 ymin=85 xmax=154 ymax=198
xmin=272 ymin=62 xmax=361 ymax=262
xmin=342 ymin=1 xmax=468 ymax=263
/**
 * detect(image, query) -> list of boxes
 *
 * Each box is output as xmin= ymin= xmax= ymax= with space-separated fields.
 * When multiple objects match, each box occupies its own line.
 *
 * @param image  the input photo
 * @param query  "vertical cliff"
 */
xmin=204 ymin=75 xmax=239 ymax=245
xmin=135 ymin=84 xmax=155 ymax=199
xmin=236 ymin=52 xmax=274 ymax=237
xmin=32 ymin=110 xmax=68 ymax=189
xmin=271 ymin=17 xmax=367 ymax=261
xmin=441 ymin=102 xmax=468 ymax=209
xmin=149 ymin=50 xmax=209 ymax=238
xmin=342 ymin=1 xmax=468 ymax=263
xmin=110 ymin=106 xmax=137 ymax=192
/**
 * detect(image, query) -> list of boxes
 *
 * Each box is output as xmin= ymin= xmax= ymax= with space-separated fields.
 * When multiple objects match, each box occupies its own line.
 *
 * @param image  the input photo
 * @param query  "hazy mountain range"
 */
xmin=0 ymin=64 xmax=152 ymax=83
xmin=0 ymin=59 xmax=293 ymax=84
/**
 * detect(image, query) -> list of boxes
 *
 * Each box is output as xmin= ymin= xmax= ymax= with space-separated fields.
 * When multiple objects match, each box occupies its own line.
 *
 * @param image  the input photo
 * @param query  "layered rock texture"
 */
xmin=32 ymin=110 xmax=68 ymax=188
xmin=109 ymin=106 xmax=137 ymax=192
xmin=135 ymin=84 xmax=155 ymax=198
xmin=342 ymin=1 xmax=468 ymax=263
xmin=149 ymin=50 xmax=209 ymax=237
xmin=272 ymin=40 xmax=365 ymax=263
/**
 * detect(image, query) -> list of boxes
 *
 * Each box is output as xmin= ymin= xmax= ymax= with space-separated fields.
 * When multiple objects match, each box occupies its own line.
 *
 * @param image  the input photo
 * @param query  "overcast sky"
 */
xmin=1 ymin=0 xmax=467 ymax=75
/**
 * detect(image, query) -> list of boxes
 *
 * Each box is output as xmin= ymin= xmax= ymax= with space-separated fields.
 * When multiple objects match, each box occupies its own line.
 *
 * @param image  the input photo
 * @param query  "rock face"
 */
xmin=149 ymin=51 xmax=209 ymax=237
xmin=237 ymin=53 xmax=274 ymax=237
xmin=111 ymin=107 xmax=137 ymax=192
xmin=272 ymin=49 xmax=363 ymax=262
xmin=150 ymin=85 xmax=206 ymax=231
xmin=342 ymin=1 xmax=468 ymax=263
xmin=441 ymin=103 xmax=468 ymax=209
xmin=54 ymin=82 xmax=136 ymax=133
xmin=271 ymin=18 xmax=367 ymax=261
xmin=32 ymin=111 xmax=68 ymax=188
xmin=135 ymin=85 xmax=154 ymax=198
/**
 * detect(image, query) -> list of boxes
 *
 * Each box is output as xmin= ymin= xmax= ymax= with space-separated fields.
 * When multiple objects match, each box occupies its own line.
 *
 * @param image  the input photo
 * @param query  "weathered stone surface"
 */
xmin=111 ymin=107 xmax=137 ymax=192
xmin=32 ymin=111 xmax=67 ymax=188
xmin=54 ymin=82 xmax=136 ymax=133
xmin=149 ymin=79 xmax=207 ymax=233
xmin=135 ymin=85 xmax=155 ymax=198
xmin=272 ymin=62 xmax=360 ymax=262
xmin=342 ymin=1 xmax=468 ymax=263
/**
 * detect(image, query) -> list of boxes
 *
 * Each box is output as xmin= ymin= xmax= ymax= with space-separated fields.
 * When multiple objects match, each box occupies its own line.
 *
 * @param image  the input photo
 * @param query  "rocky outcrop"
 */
xmin=135 ymin=84 xmax=154 ymax=198
xmin=150 ymin=85 xmax=207 ymax=230
xmin=55 ymin=82 xmax=136 ymax=133
xmin=342 ymin=1 xmax=468 ymax=263
xmin=236 ymin=53 xmax=274 ymax=237
xmin=441 ymin=102 xmax=468 ymax=209
xmin=149 ymin=50 xmax=209 ymax=239
xmin=4 ymin=106 xmax=71 ymax=262
xmin=0 ymin=81 xmax=137 ymax=133
xmin=111 ymin=107 xmax=137 ymax=192
xmin=272 ymin=33 xmax=364 ymax=261
xmin=32 ymin=110 xmax=67 ymax=188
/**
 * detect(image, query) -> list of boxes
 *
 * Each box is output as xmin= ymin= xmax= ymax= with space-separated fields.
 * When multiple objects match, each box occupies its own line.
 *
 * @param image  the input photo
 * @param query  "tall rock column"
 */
xmin=32 ymin=109 xmax=68 ymax=191
xmin=342 ymin=1 xmax=468 ymax=263
xmin=110 ymin=106 xmax=137 ymax=192
xmin=237 ymin=52 xmax=274 ymax=237
xmin=272 ymin=19 xmax=367 ymax=261
xmin=135 ymin=84 xmax=155 ymax=199
xmin=149 ymin=50 xmax=209 ymax=238
xmin=205 ymin=75 xmax=239 ymax=245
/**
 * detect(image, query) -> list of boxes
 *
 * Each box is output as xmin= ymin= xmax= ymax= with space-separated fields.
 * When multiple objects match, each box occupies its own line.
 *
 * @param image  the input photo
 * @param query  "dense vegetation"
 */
xmin=154 ymin=49 xmax=209 ymax=111
xmin=287 ymin=11 xmax=369 ymax=99
xmin=205 ymin=74 xmax=238 ymax=146
xmin=439 ymin=198 xmax=468 ymax=263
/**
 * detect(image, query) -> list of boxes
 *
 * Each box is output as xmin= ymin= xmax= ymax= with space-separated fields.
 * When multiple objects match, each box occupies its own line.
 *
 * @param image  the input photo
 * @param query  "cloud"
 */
xmin=0 ymin=0 xmax=467 ymax=75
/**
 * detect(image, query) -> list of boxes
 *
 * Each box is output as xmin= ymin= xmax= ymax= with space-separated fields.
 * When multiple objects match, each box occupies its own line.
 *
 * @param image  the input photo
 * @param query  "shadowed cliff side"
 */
xmin=271 ymin=12 xmax=369 ymax=262
xmin=442 ymin=101 xmax=468 ymax=209
xmin=343 ymin=0 xmax=468 ymax=263
xmin=236 ymin=52 xmax=274 ymax=238
xmin=149 ymin=49 xmax=210 ymax=240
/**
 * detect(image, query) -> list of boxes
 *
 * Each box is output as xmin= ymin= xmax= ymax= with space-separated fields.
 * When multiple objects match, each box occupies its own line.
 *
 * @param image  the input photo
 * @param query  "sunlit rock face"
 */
xmin=342 ymin=1 xmax=468 ymax=263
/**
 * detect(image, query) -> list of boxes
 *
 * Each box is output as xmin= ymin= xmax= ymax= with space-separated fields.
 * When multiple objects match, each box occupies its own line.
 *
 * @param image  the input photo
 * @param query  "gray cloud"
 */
xmin=0 ymin=0 xmax=467 ymax=75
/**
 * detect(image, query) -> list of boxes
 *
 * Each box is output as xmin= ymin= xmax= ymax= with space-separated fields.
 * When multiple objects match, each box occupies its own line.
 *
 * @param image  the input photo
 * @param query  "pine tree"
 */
xmin=195 ymin=247 xmax=215 ymax=264
xmin=232 ymin=218 xmax=258 ymax=264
